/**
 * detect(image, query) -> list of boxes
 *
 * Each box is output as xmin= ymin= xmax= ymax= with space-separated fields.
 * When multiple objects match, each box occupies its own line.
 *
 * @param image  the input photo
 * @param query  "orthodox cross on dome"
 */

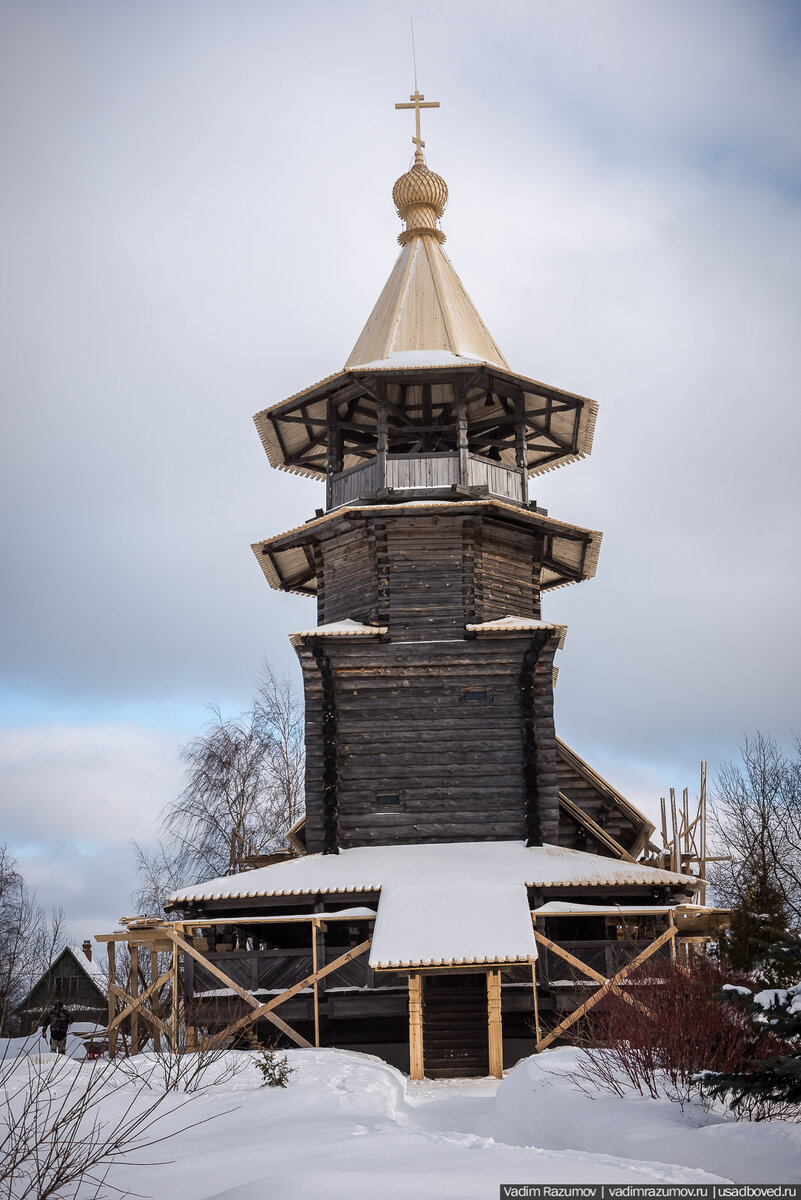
xmin=395 ymin=90 xmax=440 ymax=164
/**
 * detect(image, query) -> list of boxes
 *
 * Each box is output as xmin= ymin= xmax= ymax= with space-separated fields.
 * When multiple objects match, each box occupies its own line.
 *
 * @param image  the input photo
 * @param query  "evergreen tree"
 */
xmin=705 ymin=937 xmax=801 ymax=1117
xmin=719 ymin=874 xmax=794 ymax=982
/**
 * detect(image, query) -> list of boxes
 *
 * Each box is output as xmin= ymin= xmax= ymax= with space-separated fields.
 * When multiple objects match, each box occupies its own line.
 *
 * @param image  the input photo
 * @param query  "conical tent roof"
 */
xmin=345 ymin=233 xmax=509 ymax=370
xmin=253 ymin=133 xmax=598 ymax=482
xmin=346 ymin=153 xmax=508 ymax=370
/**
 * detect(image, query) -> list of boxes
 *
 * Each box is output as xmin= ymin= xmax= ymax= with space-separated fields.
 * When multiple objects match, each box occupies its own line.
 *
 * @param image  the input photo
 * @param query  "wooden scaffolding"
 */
xmin=96 ymin=899 xmax=727 ymax=1078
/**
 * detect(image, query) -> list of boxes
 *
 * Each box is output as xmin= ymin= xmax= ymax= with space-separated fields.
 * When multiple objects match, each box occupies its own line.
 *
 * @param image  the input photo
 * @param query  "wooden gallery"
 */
xmin=100 ymin=96 xmax=722 ymax=1078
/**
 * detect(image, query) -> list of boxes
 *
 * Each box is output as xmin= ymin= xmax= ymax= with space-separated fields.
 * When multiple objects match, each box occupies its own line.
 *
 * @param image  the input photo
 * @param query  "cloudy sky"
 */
xmin=2 ymin=0 xmax=799 ymax=940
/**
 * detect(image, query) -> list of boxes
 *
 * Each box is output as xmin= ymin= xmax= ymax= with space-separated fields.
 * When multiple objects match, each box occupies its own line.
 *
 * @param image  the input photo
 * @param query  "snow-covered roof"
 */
xmin=352 ymin=350 xmax=488 ymax=370
xmin=167 ymin=840 xmax=695 ymax=906
xmin=13 ymin=946 xmax=107 ymax=1014
xmin=67 ymin=946 xmax=107 ymax=992
xmin=289 ymin=619 xmax=387 ymax=646
xmin=370 ymin=882 xmax=536 ymax=969
xmin=466 ymin=617 xmax=567 ymax=649
xmin=534 ymin=901 xmax=681 ymax=917
xmin=189 ymin=907 xmax=377 ymax=925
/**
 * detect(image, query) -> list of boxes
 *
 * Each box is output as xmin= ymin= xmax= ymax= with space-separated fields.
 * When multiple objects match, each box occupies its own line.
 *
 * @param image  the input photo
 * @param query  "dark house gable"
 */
xmin=13 ymin=945 xmax=107 ymax=1035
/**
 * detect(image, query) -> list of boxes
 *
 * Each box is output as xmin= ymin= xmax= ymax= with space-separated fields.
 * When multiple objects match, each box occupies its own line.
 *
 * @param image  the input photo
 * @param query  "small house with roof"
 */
xmin=14 ymin=942 xmax=107 ymax=1035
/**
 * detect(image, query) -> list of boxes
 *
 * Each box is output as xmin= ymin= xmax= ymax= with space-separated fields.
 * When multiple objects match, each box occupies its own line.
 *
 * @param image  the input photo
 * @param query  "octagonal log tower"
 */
xmin=252 ymin=136 xmax=601 ymax=859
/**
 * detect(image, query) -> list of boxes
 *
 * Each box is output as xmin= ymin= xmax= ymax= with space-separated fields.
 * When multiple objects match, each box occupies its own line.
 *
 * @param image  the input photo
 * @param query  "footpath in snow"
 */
xmin=3 ymin=1035 xmax=801 ymax=1200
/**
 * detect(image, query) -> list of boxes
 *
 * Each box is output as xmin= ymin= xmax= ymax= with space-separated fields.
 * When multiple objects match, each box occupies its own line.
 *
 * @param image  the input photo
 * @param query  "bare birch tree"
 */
xmin=132 ymin=664 xmax=305 ymax=915
xmin=709 ymin=733 xmax=801 ymax=948
xmin=0 ymin=846 xmax=70 ymax=1034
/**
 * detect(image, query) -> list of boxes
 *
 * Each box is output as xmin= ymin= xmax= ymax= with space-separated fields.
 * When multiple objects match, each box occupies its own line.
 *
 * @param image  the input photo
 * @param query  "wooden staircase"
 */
xmin=423 ymin=974 xmax=489 ymax=1078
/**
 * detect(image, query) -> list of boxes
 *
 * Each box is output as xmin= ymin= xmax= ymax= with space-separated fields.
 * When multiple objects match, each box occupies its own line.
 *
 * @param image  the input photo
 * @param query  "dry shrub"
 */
xmin=569 ymin=960 xmax=788 ymax=1108
xmin=0 ymin=1038 xmax=219 ymax=1199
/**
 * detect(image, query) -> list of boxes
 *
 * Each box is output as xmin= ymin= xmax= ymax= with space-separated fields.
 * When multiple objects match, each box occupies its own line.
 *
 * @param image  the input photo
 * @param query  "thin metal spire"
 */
xmin=410 ymin=17 xmax=418 ymax=91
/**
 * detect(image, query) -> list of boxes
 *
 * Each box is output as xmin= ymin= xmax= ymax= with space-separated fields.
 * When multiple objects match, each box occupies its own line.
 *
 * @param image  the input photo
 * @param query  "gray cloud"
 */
xmin=1 ymin=0 xmax=799 ymax=925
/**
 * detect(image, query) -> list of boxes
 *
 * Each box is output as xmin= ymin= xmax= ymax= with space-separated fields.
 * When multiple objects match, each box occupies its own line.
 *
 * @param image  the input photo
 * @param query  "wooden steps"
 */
xmin=423 ymin=975 xmax=489 ymax=1078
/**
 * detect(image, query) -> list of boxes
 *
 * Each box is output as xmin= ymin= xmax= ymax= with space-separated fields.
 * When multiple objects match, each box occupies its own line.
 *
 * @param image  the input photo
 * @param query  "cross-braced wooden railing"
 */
xmin=533 ymin=917 xmax=677 ymax=1052
xmin=99 ymin=920 xmax=373 ymax=1057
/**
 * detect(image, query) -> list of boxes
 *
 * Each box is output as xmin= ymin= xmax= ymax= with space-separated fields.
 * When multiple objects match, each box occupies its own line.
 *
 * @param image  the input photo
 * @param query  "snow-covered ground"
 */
xmin=3 ymin=1035 xmax=801 ymax=1199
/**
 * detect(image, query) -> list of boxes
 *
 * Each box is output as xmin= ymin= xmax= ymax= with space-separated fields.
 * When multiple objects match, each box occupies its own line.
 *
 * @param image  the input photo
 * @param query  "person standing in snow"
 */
xmin=41 ymin=999 xmax=71 ymax=1054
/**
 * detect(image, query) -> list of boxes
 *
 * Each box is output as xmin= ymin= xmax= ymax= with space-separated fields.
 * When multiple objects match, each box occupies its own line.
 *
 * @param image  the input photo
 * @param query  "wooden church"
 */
xmin=102 ymin=95 xmax=717 ymax=1078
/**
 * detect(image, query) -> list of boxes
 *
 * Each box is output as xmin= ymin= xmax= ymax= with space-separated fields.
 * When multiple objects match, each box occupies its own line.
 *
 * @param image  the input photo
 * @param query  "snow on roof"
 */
xmin=193 ymin=907 xmax=377 ymax=925
xmin=67 ymin=946 xmax=107 ymax=992
xmin=350 ymin=350 xmax=488 ymax=370
xmin=466 ymin=616 xmax=567 ymax=649
xmin=533 ymin=901 xmax=679 ymax=917
xmin=289 ymin=620 xmax=387 ymax=646
xmin=370 ymin=882 xmax=536 ymax=969
xmin=167 ymin=840 xmax=695 ymax=906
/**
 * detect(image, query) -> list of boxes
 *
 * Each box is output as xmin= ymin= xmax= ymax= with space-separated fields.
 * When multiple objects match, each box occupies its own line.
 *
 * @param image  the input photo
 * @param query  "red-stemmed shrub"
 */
xmin=568 ymin=960 xmax=789 ymax=1108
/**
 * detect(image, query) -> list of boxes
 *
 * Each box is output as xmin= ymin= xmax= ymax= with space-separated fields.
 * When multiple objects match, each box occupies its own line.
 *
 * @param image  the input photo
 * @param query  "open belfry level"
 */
xmin=99 ymin=95 xmax=728 ymax=1077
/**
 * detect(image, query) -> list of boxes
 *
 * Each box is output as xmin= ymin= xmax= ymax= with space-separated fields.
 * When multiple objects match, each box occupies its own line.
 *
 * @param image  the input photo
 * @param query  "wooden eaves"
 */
xmin=253 ymin=363 xmax=598 ymax=481
xmin=252 ymin=498 xmax=602 ymax=597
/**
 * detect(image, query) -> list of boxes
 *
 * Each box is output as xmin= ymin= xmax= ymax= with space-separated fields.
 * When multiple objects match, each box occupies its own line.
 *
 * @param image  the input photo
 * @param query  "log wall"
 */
xmin=299 ymin=634 xmax=560 ymax=852
xmin=316 ymin=510 xmax=543 ymax=631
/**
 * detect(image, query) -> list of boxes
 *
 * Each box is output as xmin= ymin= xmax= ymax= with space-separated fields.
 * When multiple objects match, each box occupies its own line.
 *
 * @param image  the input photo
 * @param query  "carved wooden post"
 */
xmin=376 ymin=388 xmax=388 ymax=493
xmin=531 ymin=959 xmax=540 ymax=1046
xmin=312 ymin=919 xmax=320 ymax=1048
xmin=487 ymin=969 xmax=503 ymax=1079
xmin=668 ymin=909 xmax=677 ymax=966
xmin=107 ymin=941 xmax=117 ymax=1060
xmin=129 ymin=945 xmax=139 ymax=1054
xmin=408 ymin=973 xmax=424 ymax=1080
xmin=456 ymin=397 xmax=469 ymax=485
xmin=171 ymin=938 xmax=180 ymax=1051
xmin=514 ymin=390 xmax=529 ymax=506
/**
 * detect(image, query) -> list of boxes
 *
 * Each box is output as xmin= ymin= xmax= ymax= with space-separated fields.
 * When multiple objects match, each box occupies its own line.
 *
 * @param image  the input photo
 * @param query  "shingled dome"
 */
xmin=392 ymin=160 xmax=448 ymax=243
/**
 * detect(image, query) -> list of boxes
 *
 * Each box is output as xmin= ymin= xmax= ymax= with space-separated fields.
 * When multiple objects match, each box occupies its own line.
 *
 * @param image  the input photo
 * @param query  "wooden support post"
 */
xmin=487 ymin=969 xmax=503 ymax=1079
xmin=531 ymin=959 xmax=540 ymax=1045
xmin=312 ymin=919 xmax=320 ymax=1048
xmin=456 ymin=398 xmax=469 ymax=485
xmin=129 ymin=945 xmax=139 ymax=1055
xmin=107 ymin=941 xmax=117 ymax=1060
xmin=670 ymin=788 xmax=679 ymax=873
xmin=376 ymin=389 xmax=388 ymax=492
xmin=150 ymin=948 xmax=161 ymax=1052
xmin=700 ymin=760 xmax=708 ymax=906
xmin=408 ymin=973 xmax=424 ymax=1081
xmin=171 ymin=938 xmax=179 ymax=1051
xmin=325 ymin=399 xmax=344 ymax=509
xmin=514 ymin=391 xmax=529 ymax=506
xmin=668 ymin=909 xmax=677 ymax=966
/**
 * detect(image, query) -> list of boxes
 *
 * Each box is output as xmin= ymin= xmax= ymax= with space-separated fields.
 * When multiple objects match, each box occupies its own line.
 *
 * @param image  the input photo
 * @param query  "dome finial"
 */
xmin=393 ymin=90 xmax=448 ymax=244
